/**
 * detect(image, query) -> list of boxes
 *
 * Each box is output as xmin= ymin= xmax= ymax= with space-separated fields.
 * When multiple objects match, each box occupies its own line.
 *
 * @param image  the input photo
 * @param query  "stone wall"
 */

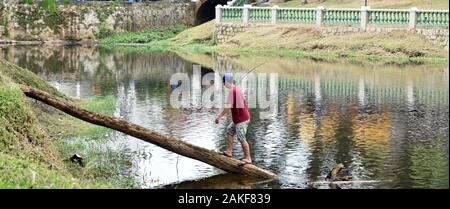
xmin=0 ymin=2 xmax=196 ymax=42
xmin=321 ymin=26 xmax=449 ymax=50
xmin=414 ymin=28 xmax=449 ymax=50
xmin=214 ymin=23 xmax=246 ymax=44
xmin=215 ymin=23 xmax=449 ymax=50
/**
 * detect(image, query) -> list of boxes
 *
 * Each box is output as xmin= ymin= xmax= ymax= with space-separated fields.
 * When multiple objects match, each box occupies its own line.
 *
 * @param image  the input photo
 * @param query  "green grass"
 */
xmin=170 ymin=20 xmax=215 ymax=46
xmin=0 ymin=78 xmax=113 ymax=188
xmin=36 ymin=95 xmax=117 ymax=141
xmin=100 ymin=25 xmax=188 ymax=45
xmin=80 ymin=96 xmax=116 ymax=115
xmin=1 ymin=61 xmax=139 ymax=188
xmin=0 ymin=85 xmax=28 ymax=127
xmin=0 ymin=83 xmax=59 ymax=166
xmin=0 ymin=59 xmax=68 ymax=99
xmin=99 ymin=40 xmax=173 ymax=53
xmin=40 ymin=95 xmax=142 ymax=188
xmin=54 ymin=138 xmax=139 ymax=188
xmin=0 ymin=85 xmax=29 ymax=153
xmin=29 ymin=92 xmax=141 ymax=188
xmin=73 ymin=96 xmax=117 ymax=140
xmin=0 ymin=153 xmax=114 ymax=189
xmin=214 ymin=46 xmax=449 ymax=65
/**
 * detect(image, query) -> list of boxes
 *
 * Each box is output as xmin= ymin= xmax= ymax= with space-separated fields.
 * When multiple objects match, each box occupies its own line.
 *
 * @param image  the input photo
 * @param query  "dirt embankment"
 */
xmin=171 ymin=21 xmax=448 ymax=60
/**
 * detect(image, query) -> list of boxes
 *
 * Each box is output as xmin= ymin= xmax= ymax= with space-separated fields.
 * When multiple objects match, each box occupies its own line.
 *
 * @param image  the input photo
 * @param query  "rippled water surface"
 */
xmin=2 ymin=45 xmax=448 ymax=189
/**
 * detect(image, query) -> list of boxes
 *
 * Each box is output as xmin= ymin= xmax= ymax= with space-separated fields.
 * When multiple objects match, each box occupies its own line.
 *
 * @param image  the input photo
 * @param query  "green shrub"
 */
xmin=97 ymin=25 xmax=115 ymax=39
xmin=101 ymin=25 xmax=188 ymax=44
xmin=39 ymin=0 xmax=59 ymax=13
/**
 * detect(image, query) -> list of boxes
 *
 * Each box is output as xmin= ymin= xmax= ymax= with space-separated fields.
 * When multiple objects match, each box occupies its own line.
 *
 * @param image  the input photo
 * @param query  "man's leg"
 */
xmin=225 ymin=134 xmax=234 ymax=156
xmin=240 ymin=141 xmax=252 ymax=163
xmin=223 ymin=123 xmax=236 ymax=157
xmin=237 ymin=120 xmax=252 ymax=164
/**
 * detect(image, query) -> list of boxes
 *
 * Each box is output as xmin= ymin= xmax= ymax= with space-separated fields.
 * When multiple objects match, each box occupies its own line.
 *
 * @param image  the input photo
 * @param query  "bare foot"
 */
xmin=238 ymin=159 xmax=252 ymax=166
xmin=218 ymin=151 xmax=232 ymax=158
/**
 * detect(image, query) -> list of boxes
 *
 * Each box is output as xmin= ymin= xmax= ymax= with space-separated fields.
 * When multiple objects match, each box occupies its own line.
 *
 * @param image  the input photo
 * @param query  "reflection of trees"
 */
xmin=302 ymin=93 xmax=323 ymax=180
xmin=351 ymin=108 xmax=391 ymax=179
xmin=286 ymin=92 xmax=297 ymax=135
xmin=397 ymin=102 xmax=449 ymax=188
xmin=332 ymin=107 xmax=356 ymax=175
xmin=409 ymin=140 xmax=449 ymax=189
xmin=271 ymin=91 xmax=310 ymax=185
xmin=285 ymin=73 xmax=448 ymax=187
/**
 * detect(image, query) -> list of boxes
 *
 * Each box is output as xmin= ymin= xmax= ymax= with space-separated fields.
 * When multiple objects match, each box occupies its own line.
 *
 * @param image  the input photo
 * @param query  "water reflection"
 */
xmin=1 ymin=45 xmax=448 ymax=189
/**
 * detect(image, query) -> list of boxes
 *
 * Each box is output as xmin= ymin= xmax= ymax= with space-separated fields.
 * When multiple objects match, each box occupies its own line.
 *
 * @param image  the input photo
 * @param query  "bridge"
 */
xmin=195 ymin=0 xmax=246 ymax=24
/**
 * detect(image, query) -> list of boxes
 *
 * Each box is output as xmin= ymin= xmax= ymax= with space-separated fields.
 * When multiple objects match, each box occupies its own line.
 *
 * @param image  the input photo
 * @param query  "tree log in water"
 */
xmin=325 ymin=163 xmax=352 ymax=181
xmin=20 ymin=85 xmax=278 ymax=179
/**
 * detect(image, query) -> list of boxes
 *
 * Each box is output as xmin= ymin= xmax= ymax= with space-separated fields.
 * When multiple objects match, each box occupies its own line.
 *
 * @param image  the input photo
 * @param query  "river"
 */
xmin=2 ymin=44 xmax=448 ymax=189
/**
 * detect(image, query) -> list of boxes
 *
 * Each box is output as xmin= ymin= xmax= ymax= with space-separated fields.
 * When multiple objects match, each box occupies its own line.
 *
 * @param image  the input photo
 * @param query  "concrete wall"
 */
xmin=0 ymin=2 xmax=196 ymax=43
xmin=215 ymin=23 xmax=449 ymax=50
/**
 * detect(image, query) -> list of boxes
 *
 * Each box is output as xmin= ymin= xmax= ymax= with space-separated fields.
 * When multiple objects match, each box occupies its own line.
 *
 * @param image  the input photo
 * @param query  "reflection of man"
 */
xmin=167 ymin=79 xmax=182 ymax=94
xmin=214 ymin=73 xmax=252 ymax=166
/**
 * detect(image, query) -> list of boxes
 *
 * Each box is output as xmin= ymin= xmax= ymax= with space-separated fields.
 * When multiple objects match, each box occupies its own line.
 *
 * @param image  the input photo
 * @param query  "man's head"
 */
xmin=222 ymin=73 xmax=233 ymax=88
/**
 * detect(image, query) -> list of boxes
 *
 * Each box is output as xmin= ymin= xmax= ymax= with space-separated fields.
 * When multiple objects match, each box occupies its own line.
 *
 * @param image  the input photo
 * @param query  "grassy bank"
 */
xmin=40 ymin=95 xmax=141 ymax=188
xmin=0 ymin=60 xmax=138 ymax=188
xmin=97 ymin=20 xmax=448 ymax=65
xmin=173 ymin=21 xmax=448 ymax=64
xmin=0 ymin=60 xmax=95 ymax=188
xmin=216 ymin=25 xmax=448 ymax=64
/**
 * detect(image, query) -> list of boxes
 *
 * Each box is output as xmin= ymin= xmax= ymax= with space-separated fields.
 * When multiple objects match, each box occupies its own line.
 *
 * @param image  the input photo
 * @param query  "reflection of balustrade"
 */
xmin=277 ymin=77 xmax=447 ymax=106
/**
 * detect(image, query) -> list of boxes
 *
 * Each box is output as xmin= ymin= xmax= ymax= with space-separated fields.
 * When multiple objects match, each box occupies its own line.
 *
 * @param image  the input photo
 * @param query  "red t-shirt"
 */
xmin=226 ymin=85 xmax=250 ymax=124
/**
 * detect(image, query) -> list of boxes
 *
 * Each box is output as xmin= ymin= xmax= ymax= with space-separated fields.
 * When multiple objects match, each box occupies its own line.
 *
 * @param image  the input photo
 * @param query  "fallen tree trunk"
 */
xmin=20 ymin=85 xmax=277 ymax=179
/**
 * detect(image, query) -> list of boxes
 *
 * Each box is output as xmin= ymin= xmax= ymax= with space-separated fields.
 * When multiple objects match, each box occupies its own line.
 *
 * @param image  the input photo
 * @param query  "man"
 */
xmin=214 ymin=73 xmax=252 ymax=166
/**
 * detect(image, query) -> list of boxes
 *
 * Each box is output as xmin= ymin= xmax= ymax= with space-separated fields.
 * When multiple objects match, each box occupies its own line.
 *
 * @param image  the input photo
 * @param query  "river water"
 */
xmin=2 ymin=45 xmax=448 ymax=189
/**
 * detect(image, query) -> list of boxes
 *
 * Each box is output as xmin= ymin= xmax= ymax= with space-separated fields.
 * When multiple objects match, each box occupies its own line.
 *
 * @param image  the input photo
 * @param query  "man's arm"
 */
xmin=215 ymin=87 xmax=234 ymax=124
xmin=215 ymin=107 xmax=230 ymax=124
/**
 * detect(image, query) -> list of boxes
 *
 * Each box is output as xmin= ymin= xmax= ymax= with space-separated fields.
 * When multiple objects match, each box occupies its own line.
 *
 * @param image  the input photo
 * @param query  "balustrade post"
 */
xmin=361 ymin=6 xmax=370 ymax=30
xmin=216 ymin=5 xmax=222 ymax=24
xmin=243 ymin=4 xmax=251 ymax=24
xmin=271 ymin=6 xmax=279 ymax=24
xmin=409 ymin=7 xmax=418 ymax=29
xmin=316 ymin=6 xmax=325 ymax=27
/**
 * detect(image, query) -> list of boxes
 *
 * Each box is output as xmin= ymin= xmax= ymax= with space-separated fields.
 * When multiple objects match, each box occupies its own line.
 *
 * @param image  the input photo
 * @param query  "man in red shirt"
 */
xmin=214 ymin=73 xmax=252 ymax=166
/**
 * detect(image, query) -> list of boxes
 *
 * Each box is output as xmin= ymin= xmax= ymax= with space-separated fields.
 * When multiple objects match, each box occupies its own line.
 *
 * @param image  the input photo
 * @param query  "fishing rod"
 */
xmin=235 ymin=62 xmax=267 ymax=84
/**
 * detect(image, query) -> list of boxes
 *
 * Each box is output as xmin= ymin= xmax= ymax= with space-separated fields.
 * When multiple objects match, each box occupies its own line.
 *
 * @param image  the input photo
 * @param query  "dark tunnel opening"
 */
xmin=196 ymin=0 xmax=229 ymax=25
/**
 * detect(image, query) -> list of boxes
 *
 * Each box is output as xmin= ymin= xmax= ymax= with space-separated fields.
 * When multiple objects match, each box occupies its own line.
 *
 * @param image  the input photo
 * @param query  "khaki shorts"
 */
xmin=226 ymin=120 xmax=250 ymax=143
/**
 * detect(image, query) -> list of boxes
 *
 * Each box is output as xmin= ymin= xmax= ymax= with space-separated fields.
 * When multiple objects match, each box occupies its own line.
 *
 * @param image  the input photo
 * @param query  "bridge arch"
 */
xmin=196 ymin=0 xmax=228 ymax=24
